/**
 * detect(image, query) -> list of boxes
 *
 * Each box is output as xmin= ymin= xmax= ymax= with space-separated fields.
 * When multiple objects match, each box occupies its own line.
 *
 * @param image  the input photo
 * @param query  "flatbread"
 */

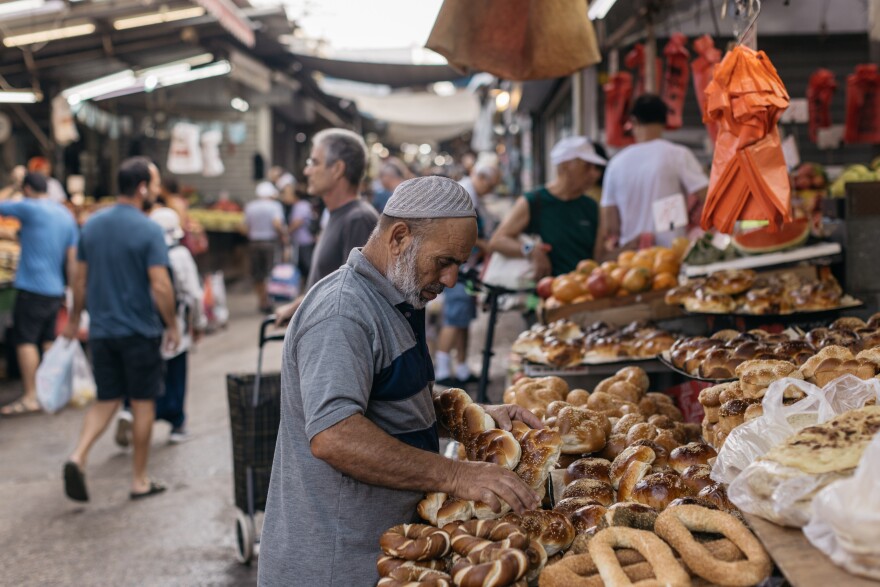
xmin=761 ymin=406 xmax=880 ymax=474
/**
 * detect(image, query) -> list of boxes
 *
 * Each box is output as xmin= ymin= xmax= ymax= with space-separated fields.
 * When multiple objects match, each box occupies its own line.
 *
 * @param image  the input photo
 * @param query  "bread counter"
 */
xmin=745 ymin=514 xmax=880 ymax=587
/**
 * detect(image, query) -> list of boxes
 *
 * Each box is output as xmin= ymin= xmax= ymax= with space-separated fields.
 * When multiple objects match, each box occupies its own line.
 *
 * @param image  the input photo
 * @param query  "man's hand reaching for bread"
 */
xmin=448 ymin=460 xmax=541 ymax=514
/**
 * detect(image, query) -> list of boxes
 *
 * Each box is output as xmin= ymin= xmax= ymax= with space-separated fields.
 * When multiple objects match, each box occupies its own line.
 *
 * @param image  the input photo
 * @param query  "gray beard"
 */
xmin=387 ymin=236 xmax=440 ymax=309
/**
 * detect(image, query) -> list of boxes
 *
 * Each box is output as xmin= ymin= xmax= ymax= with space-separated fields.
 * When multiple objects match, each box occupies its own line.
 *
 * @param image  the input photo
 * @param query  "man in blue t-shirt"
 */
xmin=61 ymin=157 xmax=180 ymax=503
xmin=0 ymin=172 xmax=78 ymax=416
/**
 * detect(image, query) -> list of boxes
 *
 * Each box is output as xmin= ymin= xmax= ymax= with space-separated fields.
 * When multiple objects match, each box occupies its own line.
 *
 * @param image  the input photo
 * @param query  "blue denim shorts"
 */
xmin=442 ymin=282 xmax=476 ymax=328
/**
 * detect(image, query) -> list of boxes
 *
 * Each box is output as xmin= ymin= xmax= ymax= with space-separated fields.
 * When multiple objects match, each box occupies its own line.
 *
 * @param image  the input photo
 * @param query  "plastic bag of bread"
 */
xmin=712 ymin=375 xmax=880 ymax=485
xmin=728 ymin=404 xmax=880 ymax=527
xmin=711 ymin=377 xmax=825 ymax=484
xmin=804 ymin=431 xmax=880 ymax=579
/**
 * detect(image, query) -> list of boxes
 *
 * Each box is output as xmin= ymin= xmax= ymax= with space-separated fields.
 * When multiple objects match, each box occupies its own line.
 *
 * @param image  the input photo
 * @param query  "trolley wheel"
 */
xmin=235 ymin=509 xmax=256 ymax=564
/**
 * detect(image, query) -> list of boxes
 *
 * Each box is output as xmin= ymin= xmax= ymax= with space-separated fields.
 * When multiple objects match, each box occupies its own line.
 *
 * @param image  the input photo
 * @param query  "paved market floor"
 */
xmin=0 ymin=288 xmax=526 ymax=586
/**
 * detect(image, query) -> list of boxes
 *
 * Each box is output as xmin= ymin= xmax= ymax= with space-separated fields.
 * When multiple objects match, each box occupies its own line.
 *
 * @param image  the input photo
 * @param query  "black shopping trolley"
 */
xmin=226 ymin=317 xmax=285 ymax=564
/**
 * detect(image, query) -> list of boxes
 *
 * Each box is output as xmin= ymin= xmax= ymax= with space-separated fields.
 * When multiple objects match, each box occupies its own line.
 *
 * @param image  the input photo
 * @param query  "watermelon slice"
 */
xmin=732 ymin=218 xmax=810 ymax=255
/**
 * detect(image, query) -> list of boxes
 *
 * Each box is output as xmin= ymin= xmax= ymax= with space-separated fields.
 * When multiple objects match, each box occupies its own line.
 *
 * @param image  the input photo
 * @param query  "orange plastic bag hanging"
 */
xmin=807 ymin=69 xmax=836 ymax=143
xmin=662 ymin=33 xmax=690 ymax=130
xmin=701 ymin=45 xmax=792 ymax=234
xmin=844 ymin=64 xmax=880 ymax=144
xmin=691 ymin=35 xmax=721 ymax=143
xmin=604 ymin=71 xmax=635 ymax=147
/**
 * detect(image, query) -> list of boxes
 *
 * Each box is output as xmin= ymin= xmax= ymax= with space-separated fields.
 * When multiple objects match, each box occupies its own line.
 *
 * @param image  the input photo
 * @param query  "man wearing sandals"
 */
xmin=61 ymin=157 xmax=180 ymax=502
xmin=0 ymin=172 xmax=78 ymax=416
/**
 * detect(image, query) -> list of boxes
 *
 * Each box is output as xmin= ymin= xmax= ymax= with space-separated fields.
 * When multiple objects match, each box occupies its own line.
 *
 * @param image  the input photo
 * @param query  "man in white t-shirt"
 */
xmin=601 ymin=94 xmax=708 ymax=251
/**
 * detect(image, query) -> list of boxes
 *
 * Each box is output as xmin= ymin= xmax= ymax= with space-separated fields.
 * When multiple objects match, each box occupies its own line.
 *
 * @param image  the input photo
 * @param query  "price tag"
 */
xmin=652 ymin=193 xmax=688 ymax=234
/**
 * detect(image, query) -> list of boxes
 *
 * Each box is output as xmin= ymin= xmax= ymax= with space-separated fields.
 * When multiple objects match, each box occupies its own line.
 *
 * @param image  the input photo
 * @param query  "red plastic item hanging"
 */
xmin=807 ymin=69 xmax=836 ymax=143
xmin=701 ymin=45 xmax=792 ymax=234
xmin=691 ymin=34 xmax=721 ymax=143
xmin=624 ymin=44 xmax=661 ymax=97
xmin=844 ymin=64 xmax=880 ymax=144
xmin=662 ymin=33 xmax=690 ymax=130
xmin=604 ymin=71 xmax=635 ymax=147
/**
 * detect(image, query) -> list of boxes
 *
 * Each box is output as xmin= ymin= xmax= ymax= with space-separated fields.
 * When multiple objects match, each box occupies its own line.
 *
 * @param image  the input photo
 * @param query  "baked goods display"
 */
xmin=538 ymin=504 xmax=771 ymax=586
xmin=665 ymin=317 xmax=880 ymax=381
xmin=512 ymin=320 xmax=677 ymax=367
xmin=665 ymin=269 xmax=859 ymax=315
xmin=699 ymin=345 xmax=880 ymax=449
xmin=374 ymin=366 xmax=796 ymax=585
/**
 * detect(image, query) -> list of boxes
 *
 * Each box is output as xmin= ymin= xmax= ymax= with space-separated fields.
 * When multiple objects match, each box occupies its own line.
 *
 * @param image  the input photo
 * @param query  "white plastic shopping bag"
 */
xmin=720 ymin=375 xmax=880 ymax=527
xmin=35 ymin=337 xmax=78 ymax=414
xmin=167 ymin=122 xmax=203 ymax=175
xmin=804 ymin=431 xmax=880 ymax=579
xmin=70 ymin=342 xmax=96 ymax=408
xmin=712 ymin=378 xmax=827 ymax=485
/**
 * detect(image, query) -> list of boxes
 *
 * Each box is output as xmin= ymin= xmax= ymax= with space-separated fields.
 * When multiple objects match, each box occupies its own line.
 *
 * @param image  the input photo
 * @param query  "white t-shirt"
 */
xmin=602 ymin=139 xmax=708 ymax=246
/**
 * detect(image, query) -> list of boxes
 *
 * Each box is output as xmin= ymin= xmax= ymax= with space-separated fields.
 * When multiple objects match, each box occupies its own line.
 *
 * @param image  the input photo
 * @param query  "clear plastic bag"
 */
xmin=804 ymin=431 xmax=880 ymax=579
xmin=712 ymin=377 xmax=827 ymax=485
xmin=70 ymin=342 xmax=96 ymax=408
xmin=716 ymin=375 xmax=880 ymax=527
xmin=35 ymin=337 xmax=78 ymax=414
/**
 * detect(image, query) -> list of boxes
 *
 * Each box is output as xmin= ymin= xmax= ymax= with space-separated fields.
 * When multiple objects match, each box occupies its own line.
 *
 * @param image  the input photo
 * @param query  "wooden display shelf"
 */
xmin=540 ymin=289 xmax=684 ymax=325
xmin=745 ymin=514 xmax=880 ymax=587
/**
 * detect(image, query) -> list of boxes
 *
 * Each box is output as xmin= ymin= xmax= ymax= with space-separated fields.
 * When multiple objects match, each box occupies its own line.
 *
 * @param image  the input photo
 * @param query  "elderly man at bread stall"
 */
xmin=258 ymin=176 xmax=543 ymax=587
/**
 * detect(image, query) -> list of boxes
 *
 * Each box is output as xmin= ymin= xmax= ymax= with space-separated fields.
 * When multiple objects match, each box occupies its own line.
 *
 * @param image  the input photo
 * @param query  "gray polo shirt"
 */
xmin=305 ymin=198 xmax=378 ymax=292
xmin=259 ymin=248 xmax=438 ymax=587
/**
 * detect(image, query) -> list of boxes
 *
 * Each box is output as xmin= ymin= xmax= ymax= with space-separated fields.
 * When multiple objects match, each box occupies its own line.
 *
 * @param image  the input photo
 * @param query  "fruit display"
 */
xmin=732 ymin=218 xmax=810 ymax=255
xmin=682 ymin=232 xmax=737 ymax=266
xmin=665 ymin=268 xmax=858 ymax=315
xmin=538 ymin=238 xmax=689 ymax=310
xmin=0 ymin=239 xmax=19 ymax=285
xmin=829 ymin=162 xmax=880 ymax=197
xmin=188 ymin=209 xmax=245 ymax=233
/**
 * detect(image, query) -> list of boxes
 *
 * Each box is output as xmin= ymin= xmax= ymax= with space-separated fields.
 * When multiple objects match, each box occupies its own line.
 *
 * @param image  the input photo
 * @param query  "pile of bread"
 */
xmin=668 ymin=315 xmax=880 ymax=380
xmin=699 ymin=343 xmax=880 ymax=449
xmin=665 ymin=268 xmax=849 ymax=315
xmin=373 ymin=374 xmax=773 ymax=586
xmin=511 ymin=320 xmax=676 ymax=368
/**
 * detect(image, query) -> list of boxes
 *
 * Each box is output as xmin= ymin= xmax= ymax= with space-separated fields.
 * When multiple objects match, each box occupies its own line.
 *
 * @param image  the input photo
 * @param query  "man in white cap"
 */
xmin=259 ymin=176 xmax=542 ymax=587
xmin=243 ymin=180 xmax=287 ymax=313
xmin=490 ymin=136 xmax=607 ymax=278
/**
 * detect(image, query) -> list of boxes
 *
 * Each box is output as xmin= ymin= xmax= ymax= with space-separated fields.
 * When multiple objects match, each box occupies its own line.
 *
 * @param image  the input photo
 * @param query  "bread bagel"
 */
xmin=449 ymin=520 xmax=528 ymax=557
xmin=378 ymin=566 xmax=452 ymax=587
xmin=450 ymin=547 xmax=528 ymax=587
xmin=655 ymin=504 xmax=771 ymax=586
xmin=380 ymin=524 xmax=451 ymax=561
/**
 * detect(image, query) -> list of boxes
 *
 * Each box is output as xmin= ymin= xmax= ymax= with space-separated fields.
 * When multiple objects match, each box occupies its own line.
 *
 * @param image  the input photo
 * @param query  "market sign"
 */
xmin=193 ymin=0 xmax=255 ymax=48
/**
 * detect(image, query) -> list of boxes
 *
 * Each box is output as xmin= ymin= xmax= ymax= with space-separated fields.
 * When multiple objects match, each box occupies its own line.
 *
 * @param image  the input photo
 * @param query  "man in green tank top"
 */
xmin=490 ymin=136 xmax=607 ymax=277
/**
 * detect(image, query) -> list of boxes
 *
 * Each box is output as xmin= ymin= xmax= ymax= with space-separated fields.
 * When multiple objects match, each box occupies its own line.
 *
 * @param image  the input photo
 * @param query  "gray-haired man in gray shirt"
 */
xmin=258 ymin=177 xmax=542 ymax=587
xmin=273 ymin=128 xmax=378 ymax=325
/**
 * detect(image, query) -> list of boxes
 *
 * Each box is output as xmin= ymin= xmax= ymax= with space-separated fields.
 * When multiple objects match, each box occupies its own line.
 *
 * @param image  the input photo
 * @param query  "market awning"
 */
xmin=328 ymin=90 xmax=479 ymax=144
xmin=290 ymin=53 xmax=464 ymax=88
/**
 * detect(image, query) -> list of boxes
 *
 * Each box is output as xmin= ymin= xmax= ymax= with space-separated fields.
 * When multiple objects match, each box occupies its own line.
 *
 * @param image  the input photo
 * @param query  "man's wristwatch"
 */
xmin=521 ymin=241 xmax=535 ymax=257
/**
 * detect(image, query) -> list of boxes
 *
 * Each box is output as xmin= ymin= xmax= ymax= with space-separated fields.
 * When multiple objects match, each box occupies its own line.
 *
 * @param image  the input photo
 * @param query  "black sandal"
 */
xmin=64 ymin=461 xmax=89 ymax=502
xmin=130 ymin=481 xmax=166 ymax=500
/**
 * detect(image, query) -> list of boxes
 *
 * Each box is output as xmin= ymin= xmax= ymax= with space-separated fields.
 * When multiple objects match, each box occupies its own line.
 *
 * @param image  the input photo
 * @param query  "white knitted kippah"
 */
xmin=383 ymin=176 xmax=477 ymax=219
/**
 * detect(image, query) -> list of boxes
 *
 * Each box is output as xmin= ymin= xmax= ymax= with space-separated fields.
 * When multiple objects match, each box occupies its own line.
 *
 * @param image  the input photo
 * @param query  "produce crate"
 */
xmin=539 ymin=289 xmax=683 ymax=326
